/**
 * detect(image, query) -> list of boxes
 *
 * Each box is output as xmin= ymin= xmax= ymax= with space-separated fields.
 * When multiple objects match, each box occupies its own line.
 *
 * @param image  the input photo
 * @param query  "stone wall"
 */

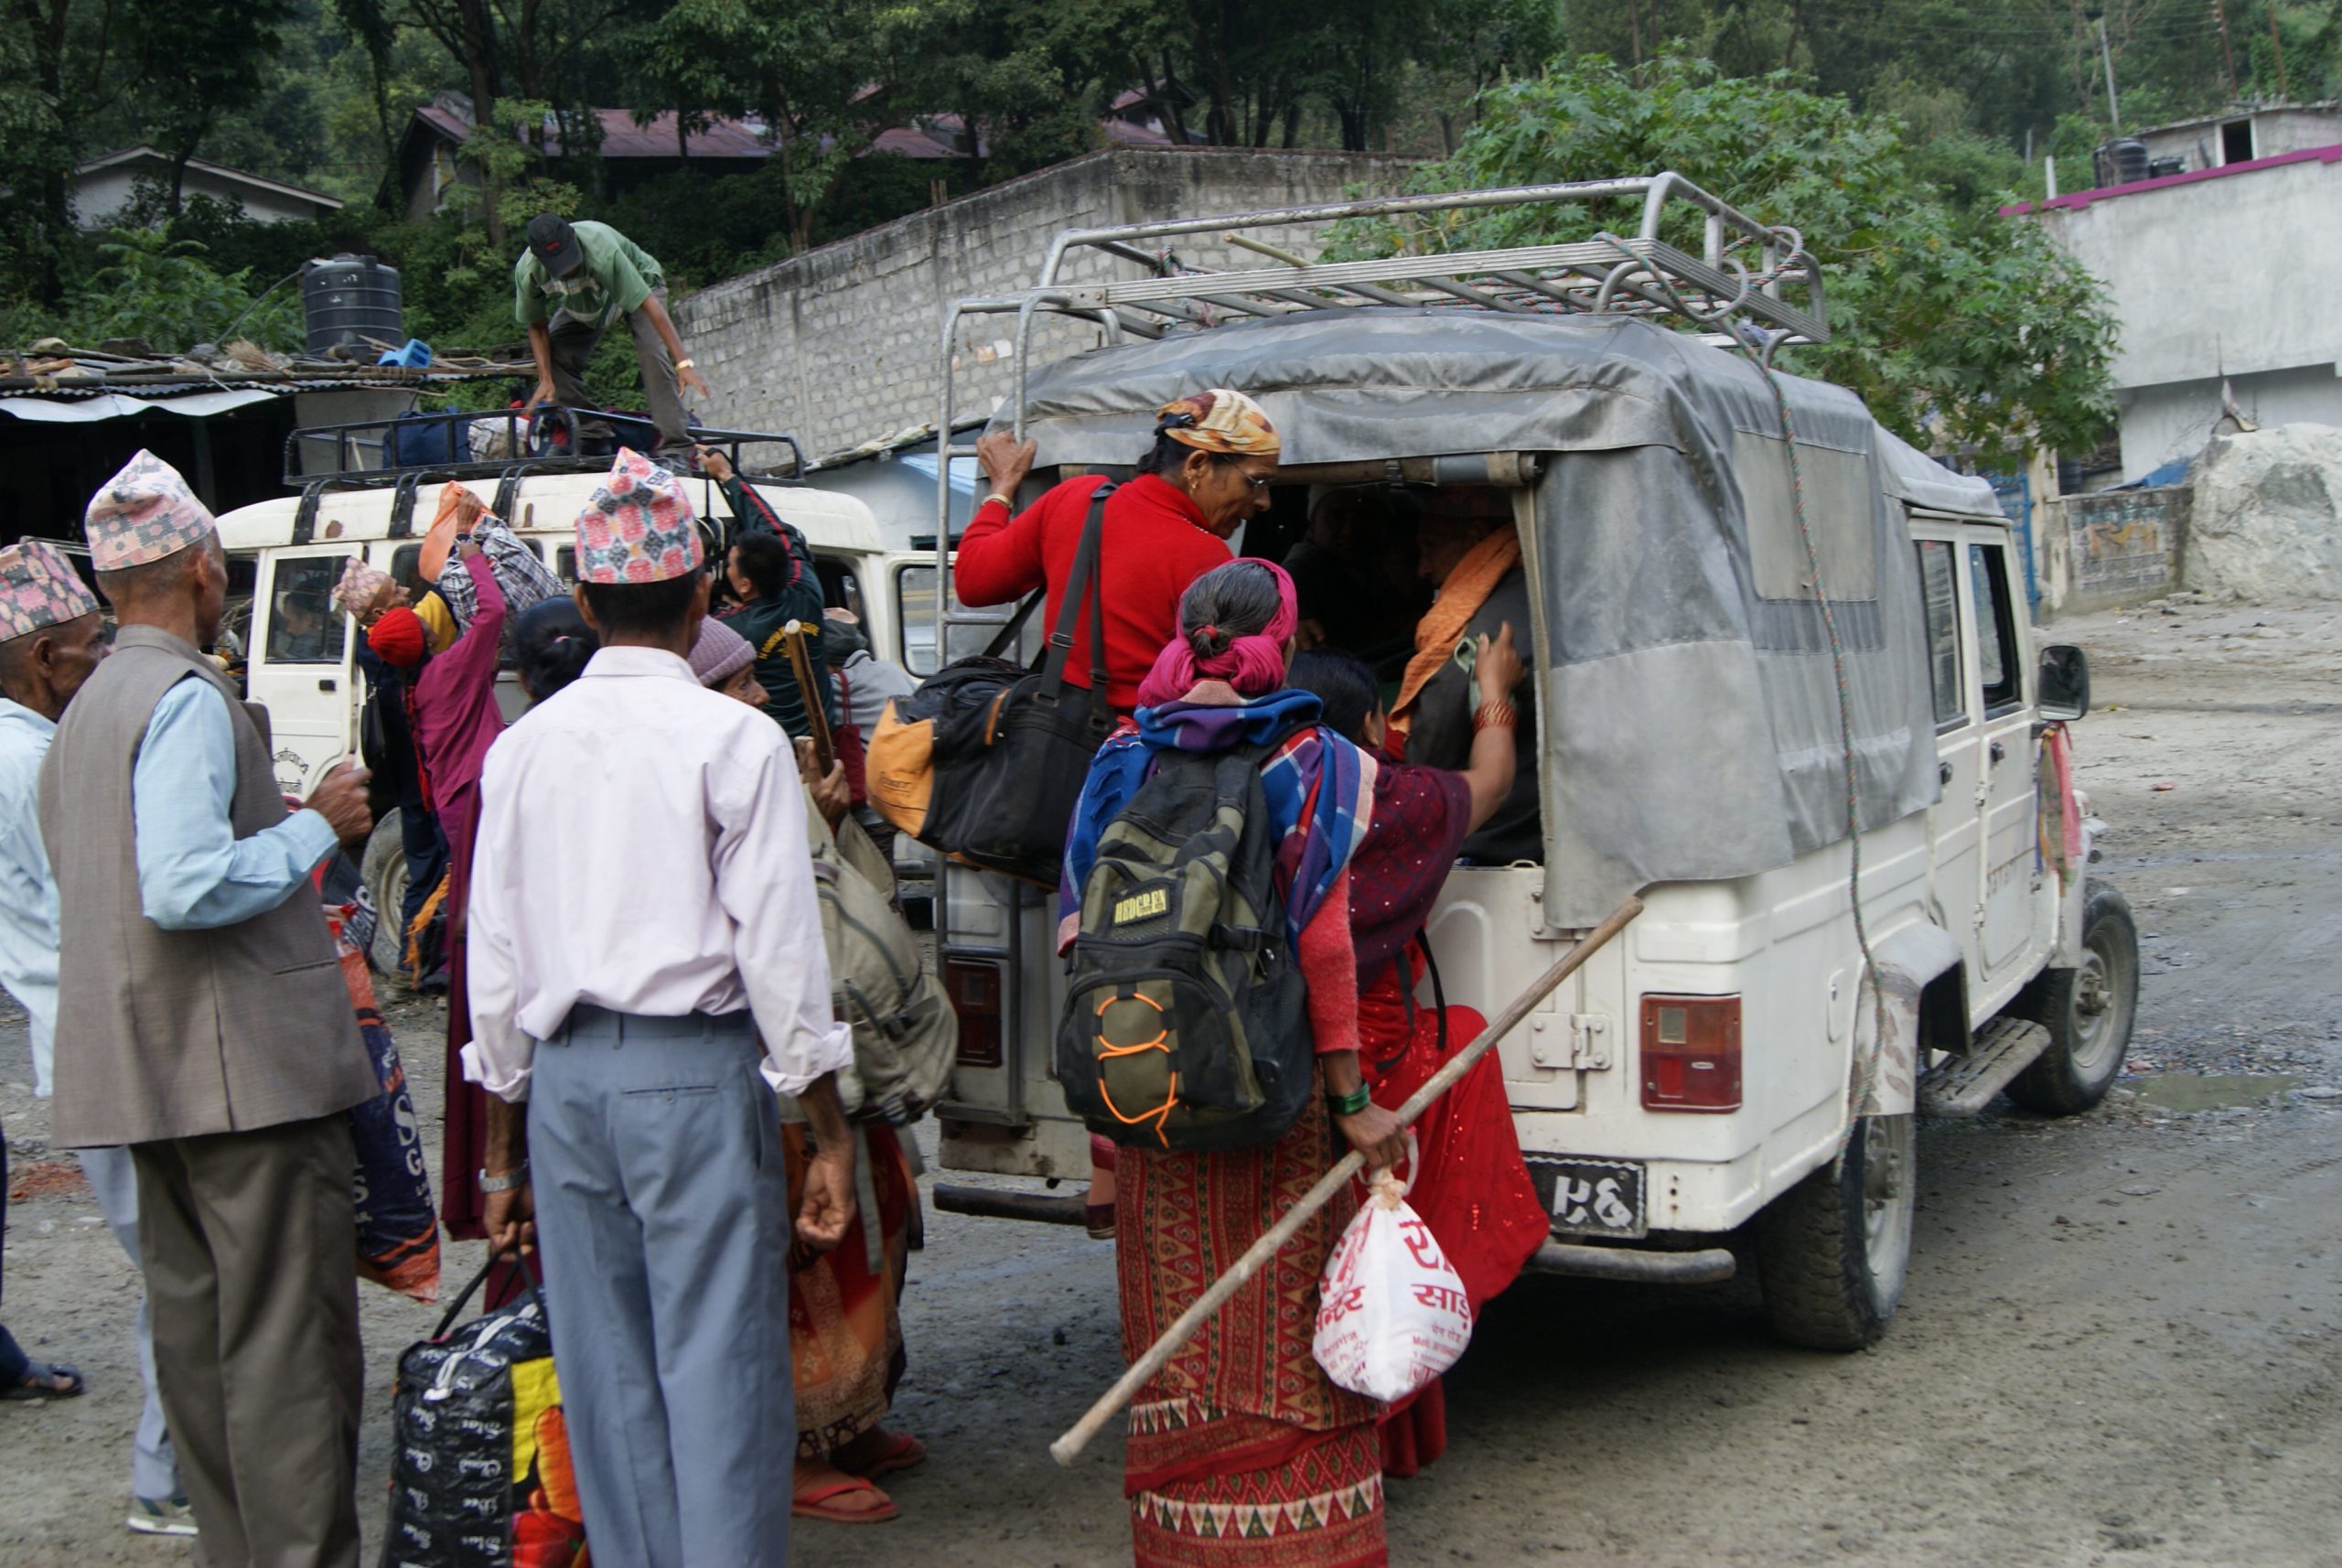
xmin=672 ymin=147 xmax=1419 ymax=458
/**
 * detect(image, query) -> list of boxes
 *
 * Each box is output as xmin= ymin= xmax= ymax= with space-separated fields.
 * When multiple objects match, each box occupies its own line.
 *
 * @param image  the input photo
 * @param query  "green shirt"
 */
xmin=512 ymin=220 xmax=664 ymax=332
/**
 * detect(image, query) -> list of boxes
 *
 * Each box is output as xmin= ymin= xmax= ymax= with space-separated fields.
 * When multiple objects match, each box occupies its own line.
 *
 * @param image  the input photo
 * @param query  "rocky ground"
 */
xmin=2 ymin=594 xmax=2337 ymax=1567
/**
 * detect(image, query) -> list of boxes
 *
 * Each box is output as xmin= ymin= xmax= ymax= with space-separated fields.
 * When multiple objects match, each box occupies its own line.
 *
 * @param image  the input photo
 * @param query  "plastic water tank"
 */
xmin=2091 ymin=138 xmax=2151 ymax=190
xmin=300 ymin=254 xmax=403 ymax=357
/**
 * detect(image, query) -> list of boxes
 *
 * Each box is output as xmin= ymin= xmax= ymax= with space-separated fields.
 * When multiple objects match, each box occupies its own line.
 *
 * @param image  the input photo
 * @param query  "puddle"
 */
xmin=2126 ymin=1073 xmax=2304 ymax=1112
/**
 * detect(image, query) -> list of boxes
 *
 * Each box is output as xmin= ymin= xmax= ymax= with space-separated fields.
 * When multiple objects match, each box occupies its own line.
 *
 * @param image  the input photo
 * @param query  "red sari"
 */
xmin=1348 ymin=755 xmax=1550 ymax=1477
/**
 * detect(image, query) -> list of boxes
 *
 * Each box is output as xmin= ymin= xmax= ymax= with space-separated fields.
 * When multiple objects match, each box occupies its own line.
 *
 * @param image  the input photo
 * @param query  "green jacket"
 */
xmin=715 ymin=476 xmax=835 ymax=740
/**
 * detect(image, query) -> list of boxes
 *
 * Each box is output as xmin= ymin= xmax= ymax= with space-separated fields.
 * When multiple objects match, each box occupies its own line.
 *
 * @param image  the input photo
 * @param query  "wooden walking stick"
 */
xmin=781 ymin=619 xmax=834 ymax=773
xmin=1049 ymin=894 xmax=1644 ymax=1466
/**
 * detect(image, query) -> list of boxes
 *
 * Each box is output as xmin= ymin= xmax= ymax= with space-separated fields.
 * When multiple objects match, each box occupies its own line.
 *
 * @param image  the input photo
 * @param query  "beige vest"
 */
xmin=39 ymin=627 xmax=375 ymax=1146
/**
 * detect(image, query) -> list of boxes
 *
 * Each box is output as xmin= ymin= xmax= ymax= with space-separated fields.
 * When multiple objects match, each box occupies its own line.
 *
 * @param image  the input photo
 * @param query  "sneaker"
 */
xmin=126 ymin=1495 xmax=198 ymax=1537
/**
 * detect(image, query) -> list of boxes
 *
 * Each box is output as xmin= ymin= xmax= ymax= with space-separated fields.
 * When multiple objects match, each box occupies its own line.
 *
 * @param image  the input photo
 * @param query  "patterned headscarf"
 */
xmin=575 ymin=449 xmax=704 ymax=585
xmin=83 ymin=450 xmax=217 ymax=571
xmin=0 ymin=540 xmax=100 ymax=642
xmin=332 ymin=556 xmax=393 ymax=618
xmin=1155 ymin=388 xmax=1280 ymax=456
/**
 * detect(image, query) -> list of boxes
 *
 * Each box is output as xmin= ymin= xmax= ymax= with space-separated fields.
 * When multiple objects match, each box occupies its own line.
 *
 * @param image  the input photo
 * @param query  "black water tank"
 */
xmin=300 ymin=253 xmax=403 ymax=357
xmin=2091 ymin=138 xmax=2151 ymax=189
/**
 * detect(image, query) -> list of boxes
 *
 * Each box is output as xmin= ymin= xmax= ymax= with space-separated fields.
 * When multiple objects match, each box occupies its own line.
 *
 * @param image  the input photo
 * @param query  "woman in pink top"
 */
xmin=412 ymin=514 xmax=510 ymax=1250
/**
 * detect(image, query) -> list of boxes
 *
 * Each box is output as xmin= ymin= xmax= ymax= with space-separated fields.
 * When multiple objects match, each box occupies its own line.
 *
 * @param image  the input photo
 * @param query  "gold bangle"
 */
xmin=1473 ymin=698 xmax=1518 ymax=732
xmin=675 ymin=357 xmax=694 ymax=371
xmin=983 ymin=492 xmax=1015 ymax=510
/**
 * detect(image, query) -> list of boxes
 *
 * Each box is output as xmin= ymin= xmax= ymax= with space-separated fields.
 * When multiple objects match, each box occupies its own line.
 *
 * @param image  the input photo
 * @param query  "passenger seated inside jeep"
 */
xmin=1284 ymin=484 xmax=1429 ymax=669
xmin=1389 ymin=489 xmax=1542 ymax=865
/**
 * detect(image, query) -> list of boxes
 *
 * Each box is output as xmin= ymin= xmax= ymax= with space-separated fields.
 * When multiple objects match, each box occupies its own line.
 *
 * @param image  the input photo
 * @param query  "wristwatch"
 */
xmin=478 ymin=1164 xmax=528 ymax=1194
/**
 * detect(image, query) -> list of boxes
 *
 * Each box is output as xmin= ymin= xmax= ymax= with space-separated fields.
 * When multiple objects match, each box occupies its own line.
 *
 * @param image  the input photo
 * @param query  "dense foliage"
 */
xmin=1331 ymin=54 xmax=2121 ymax=462
xmin=0 ymin=0 xmax=2322 ymax=449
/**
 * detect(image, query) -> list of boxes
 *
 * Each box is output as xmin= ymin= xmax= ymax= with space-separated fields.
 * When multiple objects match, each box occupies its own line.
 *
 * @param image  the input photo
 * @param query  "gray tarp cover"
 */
xmin=997 ymin=309 xmax=2003 ymax=926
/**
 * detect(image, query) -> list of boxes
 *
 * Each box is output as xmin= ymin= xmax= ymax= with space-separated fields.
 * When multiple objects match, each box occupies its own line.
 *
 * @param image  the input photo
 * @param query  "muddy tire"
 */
xmin=2006 ymin=880 xmax=2137 ymax=1116
xmin=1755 ymin=1113 xmax=1915 ymax=1350
xmin=360 ymin=811 xmax=410 ymax=982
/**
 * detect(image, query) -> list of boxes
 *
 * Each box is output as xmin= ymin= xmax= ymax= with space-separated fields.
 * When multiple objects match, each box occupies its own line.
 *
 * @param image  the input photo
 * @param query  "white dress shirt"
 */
xmin=0 ymin=699 xmax=61 ymax=1096
xmin=462 ymin=644 xmax=853 ymax=1101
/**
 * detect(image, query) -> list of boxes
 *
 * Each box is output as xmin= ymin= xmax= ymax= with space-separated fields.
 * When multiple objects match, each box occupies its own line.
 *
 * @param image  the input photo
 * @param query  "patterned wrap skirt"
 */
xmin=1118 ymin=1092 xmax=1388 ymax=1568
xmin=785 ymin=1122 xmax=914 ymax=1456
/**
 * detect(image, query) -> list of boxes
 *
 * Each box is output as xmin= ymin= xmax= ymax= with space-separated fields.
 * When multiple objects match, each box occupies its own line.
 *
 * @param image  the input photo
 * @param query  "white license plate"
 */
xmin=1528 ymin=1157 xmax=1648 ymax=1240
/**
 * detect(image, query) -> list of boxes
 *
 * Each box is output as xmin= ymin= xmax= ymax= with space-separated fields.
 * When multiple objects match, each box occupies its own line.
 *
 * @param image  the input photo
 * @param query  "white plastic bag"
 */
xmin=1312 ymin=1140 xmax=1474 ymax=1402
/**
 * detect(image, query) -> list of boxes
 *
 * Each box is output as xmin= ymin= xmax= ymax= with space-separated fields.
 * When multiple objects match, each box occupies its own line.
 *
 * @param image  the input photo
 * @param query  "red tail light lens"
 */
xmin=944 ymin=958 xmax=1004 ymax=1069
xmin=1640 ymin=994 xmax=1742 ymax=1112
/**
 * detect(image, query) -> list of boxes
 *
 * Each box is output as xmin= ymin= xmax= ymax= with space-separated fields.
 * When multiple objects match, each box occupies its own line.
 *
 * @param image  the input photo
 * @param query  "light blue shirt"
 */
xmin=133 ymin=677 xmax=338 ymax=933
xmin=0 ymin=699 xmax=61 ymax=1096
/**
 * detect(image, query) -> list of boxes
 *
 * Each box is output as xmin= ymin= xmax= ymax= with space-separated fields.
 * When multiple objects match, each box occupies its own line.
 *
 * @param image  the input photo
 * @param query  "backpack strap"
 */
xmin=983 ymin=589 xmax=1045 ymax=662
xmin=1039 ymin=483 xmax=1116 ymax=705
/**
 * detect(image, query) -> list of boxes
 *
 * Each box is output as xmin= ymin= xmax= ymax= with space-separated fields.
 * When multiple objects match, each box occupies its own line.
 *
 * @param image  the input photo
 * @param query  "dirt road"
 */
xmin=3 ymin=596 xmax=2337 ymax=1567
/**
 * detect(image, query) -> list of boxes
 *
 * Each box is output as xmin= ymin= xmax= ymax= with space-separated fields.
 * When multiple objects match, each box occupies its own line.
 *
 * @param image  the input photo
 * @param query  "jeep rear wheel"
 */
xmin=2006 ymin=879 xmax=2137 ymax=1116
xmin=1755 ymin=1112 xmax=1915 ymax=1350
xmin=360 ymin=811 xmax=410 ymax=983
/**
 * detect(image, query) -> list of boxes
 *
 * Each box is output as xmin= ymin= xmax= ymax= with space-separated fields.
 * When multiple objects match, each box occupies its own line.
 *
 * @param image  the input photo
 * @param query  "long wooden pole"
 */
xmin=1049 ymin=895 xmax=1644 ymax=1466
xmin=781 ymin=619 xmax=833 ymax=773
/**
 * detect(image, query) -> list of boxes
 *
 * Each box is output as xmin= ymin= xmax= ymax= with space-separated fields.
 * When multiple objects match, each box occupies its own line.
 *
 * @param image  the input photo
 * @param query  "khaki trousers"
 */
xmin=132 ymin=1116 xmax=362 ymax=1568
xmin=546 ymin=286 xmax=692 ymax=456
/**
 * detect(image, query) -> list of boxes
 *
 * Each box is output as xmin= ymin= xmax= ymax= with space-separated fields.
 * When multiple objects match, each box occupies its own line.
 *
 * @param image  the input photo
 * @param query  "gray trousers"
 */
xmin=546 ymin=288 xmax=691 ymax=456
xmin=529 ymin=1008 xmax=793 ymax=1568
xmin=132 ymin=1116 xmax=362 ymax=1568
xmin=76 ymin=1145 xmax=182 ymax=1502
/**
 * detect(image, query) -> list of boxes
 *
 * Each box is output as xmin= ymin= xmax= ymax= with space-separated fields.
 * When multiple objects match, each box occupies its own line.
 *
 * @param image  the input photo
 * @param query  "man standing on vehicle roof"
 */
xmin=515 ymin=215 xmax=711 ymax=460
xmin=42 ymin=451 xmax=380 ymax=1568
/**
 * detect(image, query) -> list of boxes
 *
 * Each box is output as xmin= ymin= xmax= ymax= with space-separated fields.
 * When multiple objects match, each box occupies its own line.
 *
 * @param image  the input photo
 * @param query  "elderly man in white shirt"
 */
xmin=464 ymin=450 xmax=856 ymax=1568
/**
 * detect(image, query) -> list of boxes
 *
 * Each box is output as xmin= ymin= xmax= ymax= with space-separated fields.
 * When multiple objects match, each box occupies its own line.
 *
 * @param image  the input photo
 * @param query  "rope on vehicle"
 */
xmin=1596 ymin=231 xmax=1891 ymax=1152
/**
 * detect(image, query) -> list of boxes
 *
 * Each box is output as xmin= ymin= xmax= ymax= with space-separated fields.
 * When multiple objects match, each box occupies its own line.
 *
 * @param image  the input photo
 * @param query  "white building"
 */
xmin=2014 ymin=103 xmax=2342 ymax=480
xmin=70 ymin=147 xmax=344 ymax=229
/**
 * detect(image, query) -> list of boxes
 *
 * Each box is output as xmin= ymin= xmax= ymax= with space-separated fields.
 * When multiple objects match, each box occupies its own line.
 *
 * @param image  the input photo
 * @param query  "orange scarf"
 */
xmin=1387 ymin=529 xmax=1521 ymax=744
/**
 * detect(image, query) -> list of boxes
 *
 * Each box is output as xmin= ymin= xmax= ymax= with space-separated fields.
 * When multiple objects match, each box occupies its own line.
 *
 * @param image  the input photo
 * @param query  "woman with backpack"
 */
xmin=1058 ymin=559 xmax=1403 ymax=1568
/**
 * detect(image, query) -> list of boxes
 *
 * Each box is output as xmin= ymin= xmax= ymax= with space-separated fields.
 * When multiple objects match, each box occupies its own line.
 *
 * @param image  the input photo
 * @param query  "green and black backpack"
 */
xmin=1054 ymin=730 xmax=1316 ymax=1153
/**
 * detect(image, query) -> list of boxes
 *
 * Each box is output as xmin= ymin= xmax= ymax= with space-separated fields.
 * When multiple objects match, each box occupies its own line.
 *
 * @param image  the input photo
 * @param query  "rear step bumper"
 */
xmin=1524 ymin=1241 xmax=1737 ymax=1283
xmin=933 ymin=1183 xmax=1089 ymax=1226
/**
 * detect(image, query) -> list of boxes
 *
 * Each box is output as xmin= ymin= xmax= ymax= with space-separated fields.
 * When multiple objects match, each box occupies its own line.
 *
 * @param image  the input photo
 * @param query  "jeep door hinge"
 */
xmin=1569 ymin=1014 xmax=1614 ymax=1071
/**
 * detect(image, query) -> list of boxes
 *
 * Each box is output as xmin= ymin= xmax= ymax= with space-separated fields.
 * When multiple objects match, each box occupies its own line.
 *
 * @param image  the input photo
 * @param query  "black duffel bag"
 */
xmin=866 ymin=482 xmax=1116 ymax=886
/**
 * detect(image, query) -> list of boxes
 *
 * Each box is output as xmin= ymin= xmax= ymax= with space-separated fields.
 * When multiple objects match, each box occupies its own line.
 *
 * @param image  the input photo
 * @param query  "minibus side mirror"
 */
xmin=2038 ymin=644 xmax=2090 ymax=722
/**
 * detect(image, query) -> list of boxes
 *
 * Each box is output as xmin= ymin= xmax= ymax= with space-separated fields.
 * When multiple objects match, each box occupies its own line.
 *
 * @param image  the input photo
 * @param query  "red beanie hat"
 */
xmin=367 ymin=605 xmax=426 ymax=669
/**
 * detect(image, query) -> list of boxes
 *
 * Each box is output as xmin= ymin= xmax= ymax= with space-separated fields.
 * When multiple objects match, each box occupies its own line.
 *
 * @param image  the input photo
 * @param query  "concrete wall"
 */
xmin=2118 ymin=362 xmax=2342 ymax=478
xmin=673 ymin=148 xmax=1419 ymax=458
xmin=2029 ymin=147 xmax=2342 ymax=480
xmin=2043 ymin=486 xmax=2191 ymax=617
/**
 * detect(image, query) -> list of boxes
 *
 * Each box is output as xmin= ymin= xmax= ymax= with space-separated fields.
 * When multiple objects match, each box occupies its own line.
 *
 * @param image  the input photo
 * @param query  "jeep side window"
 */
xmin=1915 ymin=541 xmax=1965 ymax=727
xmin=265 ymin=557 xmax=347 ymax=665
xmin=1968 ymin=544 xmax=2019 ymax=713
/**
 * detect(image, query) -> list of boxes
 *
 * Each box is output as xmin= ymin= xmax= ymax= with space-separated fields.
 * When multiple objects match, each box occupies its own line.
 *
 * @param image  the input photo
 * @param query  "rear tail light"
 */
xmin=1640 ymin=994 xmax=1742 ymax=1112
xmin=944 ymin=957 xmax=1004 ymax=1069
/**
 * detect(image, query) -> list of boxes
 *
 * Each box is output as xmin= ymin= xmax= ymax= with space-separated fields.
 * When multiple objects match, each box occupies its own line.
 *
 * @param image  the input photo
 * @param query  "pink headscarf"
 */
xmin=1135 ymin=559 xmax=1298 ymax=708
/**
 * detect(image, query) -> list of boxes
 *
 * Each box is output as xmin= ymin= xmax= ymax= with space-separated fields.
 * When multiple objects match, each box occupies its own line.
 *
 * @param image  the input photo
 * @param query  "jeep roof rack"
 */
xmin=282 ymin=407 xmax=805 ymax=489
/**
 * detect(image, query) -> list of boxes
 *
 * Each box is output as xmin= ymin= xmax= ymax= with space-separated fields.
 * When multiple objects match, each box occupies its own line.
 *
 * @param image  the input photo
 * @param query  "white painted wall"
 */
xmin=2032 ymin=152 xmax=2342 ymax=478
xmin=70 ymin=161 xmax=335 ymax=228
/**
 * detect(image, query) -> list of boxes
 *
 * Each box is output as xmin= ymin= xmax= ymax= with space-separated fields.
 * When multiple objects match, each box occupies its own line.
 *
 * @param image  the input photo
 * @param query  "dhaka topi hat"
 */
xmin=331 ymin=556 xmax=394 ymax=618
xmin=575 ymin=448 xmax=704 ymax=585
xmin=688 ymin=617 xmax=755 ymax=689
xmin=366 ymin=605 xmax=427 ymax=670
xmin=1155 ymin=388 xmax=1279 ymax=457
xmin=83 ymin=449 xmax=218 ymax=572
xmin=0 ymin=540 xmax=101 ymax=643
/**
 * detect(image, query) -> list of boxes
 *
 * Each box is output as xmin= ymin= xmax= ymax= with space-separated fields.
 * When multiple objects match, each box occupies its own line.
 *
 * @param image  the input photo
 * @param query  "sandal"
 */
xmin=791 ymin=1474 xmax=898 ymax=1524
xmin=2 ymin=1361 xmax=84 ymax=1401
xmin=838 ymin=1429 xmax=927 ymax=1480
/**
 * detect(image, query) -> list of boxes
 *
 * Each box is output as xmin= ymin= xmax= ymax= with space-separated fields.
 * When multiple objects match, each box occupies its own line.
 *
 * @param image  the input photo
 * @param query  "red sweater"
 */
xmin=953 ymin=471 xmax=1231 ymax=710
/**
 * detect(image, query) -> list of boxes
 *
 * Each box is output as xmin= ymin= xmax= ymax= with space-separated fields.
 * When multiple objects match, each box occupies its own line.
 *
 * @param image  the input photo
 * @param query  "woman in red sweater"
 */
xmin=962 ymin=387 xmax=1280 ymax=713
xmin=965 ymin=386 xmax=1282 ymax=1234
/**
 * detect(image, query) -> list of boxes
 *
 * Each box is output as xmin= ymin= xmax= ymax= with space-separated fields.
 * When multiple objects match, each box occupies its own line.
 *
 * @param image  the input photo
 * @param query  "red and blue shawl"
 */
xmin=1058 ymin=687 xmax=1375 ymax=948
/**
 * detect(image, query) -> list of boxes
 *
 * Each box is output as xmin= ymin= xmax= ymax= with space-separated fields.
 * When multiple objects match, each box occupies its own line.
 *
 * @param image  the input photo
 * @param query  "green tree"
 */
xmin=63 ymin=229 xmax=304 ymax=351
xmin=1332 ymin=52 xmax=2117 ymax=464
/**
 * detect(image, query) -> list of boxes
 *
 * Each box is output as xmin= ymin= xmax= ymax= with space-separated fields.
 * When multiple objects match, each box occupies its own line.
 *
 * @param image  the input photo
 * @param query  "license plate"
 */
xmin=1529 ymin=1157 xmax=1648 ymax=1240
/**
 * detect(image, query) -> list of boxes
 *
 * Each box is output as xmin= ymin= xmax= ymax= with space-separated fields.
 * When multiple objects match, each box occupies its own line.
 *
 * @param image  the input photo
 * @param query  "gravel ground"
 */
xmin=2 ymin=593 xmax=2337 ymax=1567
